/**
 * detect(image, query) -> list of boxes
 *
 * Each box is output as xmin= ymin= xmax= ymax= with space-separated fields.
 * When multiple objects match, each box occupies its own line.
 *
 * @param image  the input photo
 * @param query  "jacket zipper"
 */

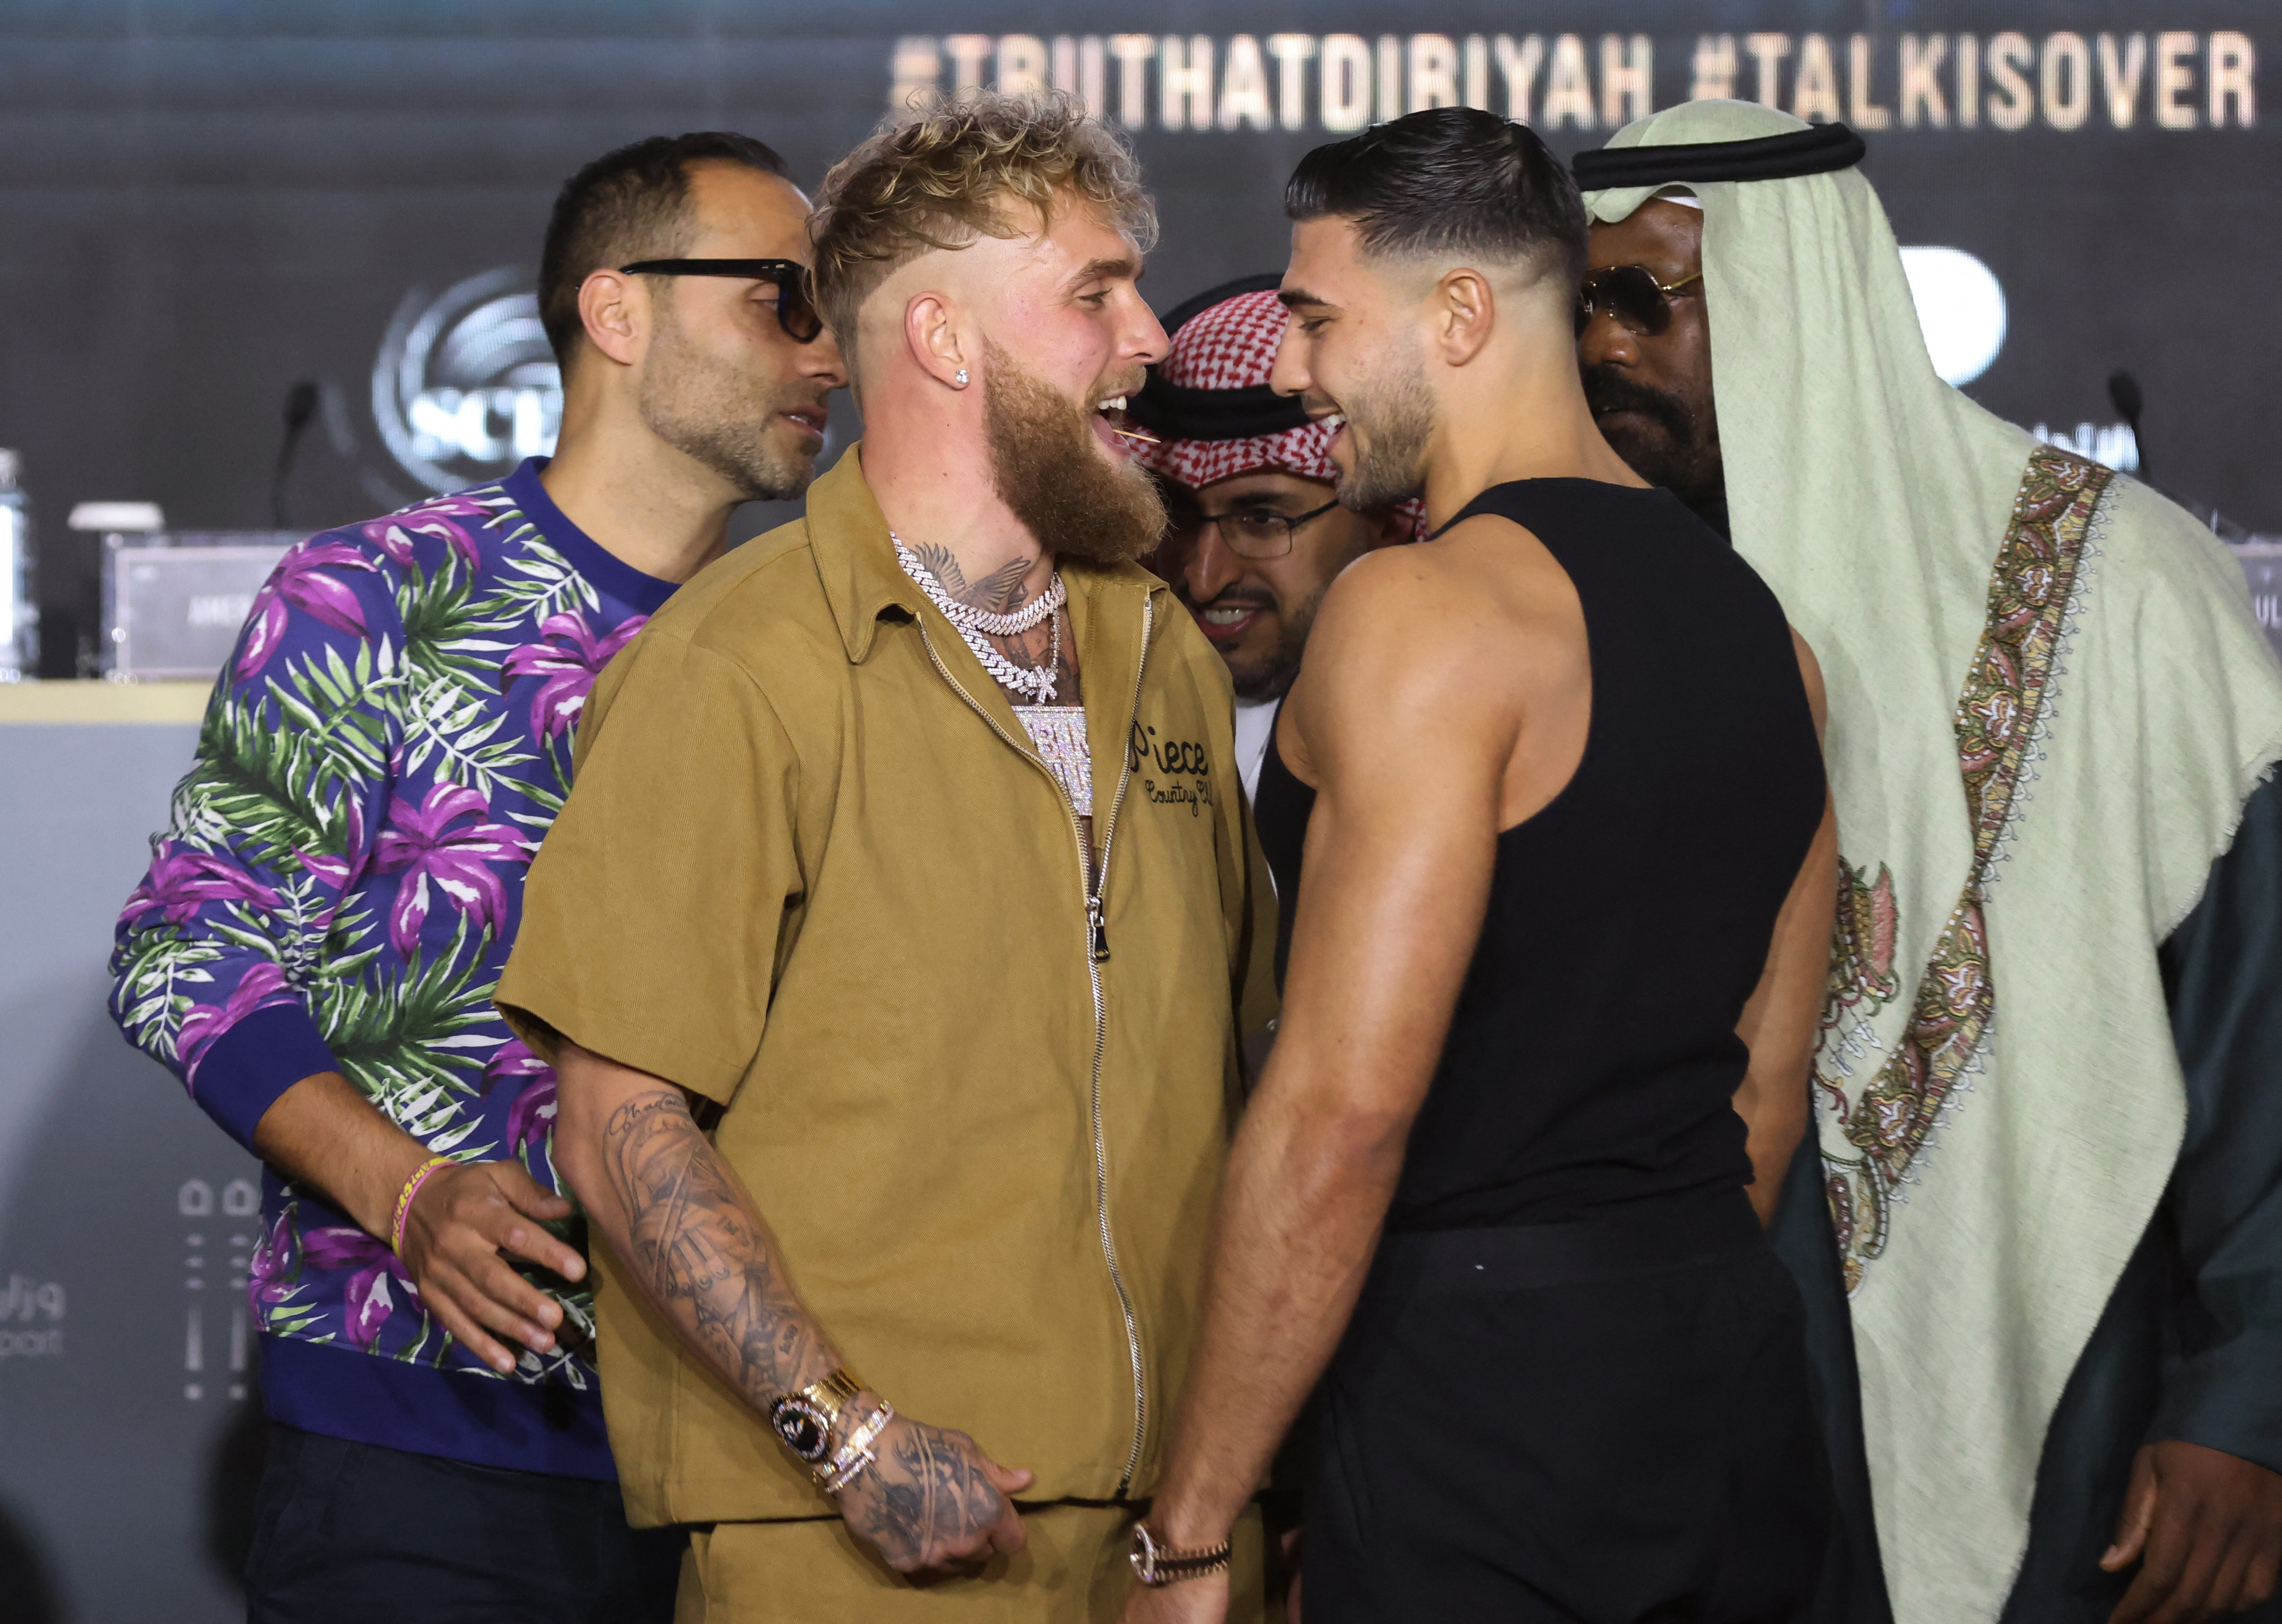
xmin=913 ymin=598 xmax=1155 ymax=1491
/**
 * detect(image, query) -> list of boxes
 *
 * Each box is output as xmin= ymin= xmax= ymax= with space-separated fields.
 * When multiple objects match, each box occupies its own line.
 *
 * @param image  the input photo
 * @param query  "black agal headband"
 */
xmin=1127 ymin=273 xmax=1315 ymax=443
xmin=1570 ymin=121 xmax=1866 ymax=190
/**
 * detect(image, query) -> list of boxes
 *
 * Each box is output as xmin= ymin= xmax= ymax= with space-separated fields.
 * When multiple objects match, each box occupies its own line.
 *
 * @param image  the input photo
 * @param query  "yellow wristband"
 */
xmin=390 ymin=1155 xmax=455 ymax=1255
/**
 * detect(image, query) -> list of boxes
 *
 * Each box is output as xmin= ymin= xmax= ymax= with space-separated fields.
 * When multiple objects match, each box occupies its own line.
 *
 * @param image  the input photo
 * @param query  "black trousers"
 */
xmin=1303 ymin=1192 xmax=1830 ymax=1624
xmin=244 ymin=1423 xmax=684 ymax=1624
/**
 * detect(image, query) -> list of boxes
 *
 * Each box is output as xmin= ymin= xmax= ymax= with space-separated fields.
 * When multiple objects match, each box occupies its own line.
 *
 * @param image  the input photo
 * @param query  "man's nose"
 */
xmin=1269 ymin=322 xmax=1309 ymax=399
xmin=807 ymin=324 xmax=850 ymax=391
xmin=1182 ymin=522 xmax=1246 ymax=607
xmin=1576 ymin=307 xmax=1640 ymax=370
xmin=1126 ymin=300 xmax=1170 ymax=369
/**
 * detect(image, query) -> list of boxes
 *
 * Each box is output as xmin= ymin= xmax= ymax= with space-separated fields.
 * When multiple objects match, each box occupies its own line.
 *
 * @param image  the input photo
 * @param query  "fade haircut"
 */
xmin=1285 ymin=108 xmax=1587 ymax=292
xmin=538 ymin=132 xmax=792 ymax=374
xmin=808 ymin=91 xmax=1157 ymax=368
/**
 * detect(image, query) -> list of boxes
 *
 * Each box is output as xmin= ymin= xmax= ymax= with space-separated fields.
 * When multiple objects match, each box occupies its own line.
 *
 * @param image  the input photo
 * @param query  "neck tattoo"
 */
xmin=893 ymin=533 xmax=1067 ymax=704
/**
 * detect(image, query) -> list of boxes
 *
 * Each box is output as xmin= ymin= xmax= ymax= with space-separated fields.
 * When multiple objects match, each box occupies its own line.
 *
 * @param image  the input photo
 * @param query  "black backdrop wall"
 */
xmin=0 ymin=2 xmax=2273 ymax=1618
xmin=7 ymin=2 xmax=2275 ymax=557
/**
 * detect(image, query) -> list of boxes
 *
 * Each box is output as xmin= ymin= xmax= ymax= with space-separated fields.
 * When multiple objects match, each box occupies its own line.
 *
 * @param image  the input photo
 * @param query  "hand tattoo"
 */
xmin=841 ymin=1420 xmax=1012 ymax=1572
xmin=602 ymin=1092 xmax=817 ymax=1402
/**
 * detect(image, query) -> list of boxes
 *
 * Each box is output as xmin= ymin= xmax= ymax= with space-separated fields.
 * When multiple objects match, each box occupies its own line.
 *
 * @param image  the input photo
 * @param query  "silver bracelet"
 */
xmin=820 ymin=1400 xmax=895 ymax=1494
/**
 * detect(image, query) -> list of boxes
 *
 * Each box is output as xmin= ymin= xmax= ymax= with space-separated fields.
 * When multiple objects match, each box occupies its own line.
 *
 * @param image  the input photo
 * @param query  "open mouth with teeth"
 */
xmin=1194 ymin=598 xmax=1270 ymax=644
xmin=783 ymin=403 xmax=829 ymax=441
xmin=1092 ymin=394 xmax=1159 ymax=456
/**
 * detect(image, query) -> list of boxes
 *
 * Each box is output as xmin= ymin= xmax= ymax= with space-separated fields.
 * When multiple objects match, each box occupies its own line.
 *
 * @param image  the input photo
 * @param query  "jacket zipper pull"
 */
xmin=1087 ymin=894 xmax=1111 ymax=962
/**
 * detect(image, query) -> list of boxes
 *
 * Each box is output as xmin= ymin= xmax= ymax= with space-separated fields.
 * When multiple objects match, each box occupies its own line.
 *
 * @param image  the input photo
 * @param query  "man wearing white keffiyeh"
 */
xmin=1578 ymin=100 xmax=2282 ymax=1624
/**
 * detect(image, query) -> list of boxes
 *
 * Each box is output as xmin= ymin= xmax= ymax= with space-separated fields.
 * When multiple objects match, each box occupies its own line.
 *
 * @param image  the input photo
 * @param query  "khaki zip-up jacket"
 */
xmin=497 ymin=447 xmax=1278 ymax=1525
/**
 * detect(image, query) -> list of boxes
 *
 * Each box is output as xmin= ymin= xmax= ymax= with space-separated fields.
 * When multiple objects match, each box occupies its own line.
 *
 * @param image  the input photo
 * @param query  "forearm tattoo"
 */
xmin=604 ymin=1090 xmax=1012 ymax=1565
xmin=602 ymin=1092 xmax=816 ymax=1404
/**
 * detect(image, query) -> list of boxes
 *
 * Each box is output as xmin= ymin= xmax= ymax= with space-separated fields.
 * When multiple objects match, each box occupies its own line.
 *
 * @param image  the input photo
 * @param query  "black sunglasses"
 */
xmin=617 ymin=258 xmax=826 ymax=344
xmin=1575 ymin=264 xmax=1705 ymax=339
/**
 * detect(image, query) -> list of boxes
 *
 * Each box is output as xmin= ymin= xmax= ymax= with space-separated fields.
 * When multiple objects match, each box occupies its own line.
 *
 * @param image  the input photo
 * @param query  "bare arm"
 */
xmin=1730 ymin=630 xmax=1839 ymax=1225
xmin=253 ymin=1070 xmax=584 ymax=1373
xmin=549 ymin=1039 xmax=1033 ymax=1577
xmin=1137 ymin=545 xmax=1519 ymax=1567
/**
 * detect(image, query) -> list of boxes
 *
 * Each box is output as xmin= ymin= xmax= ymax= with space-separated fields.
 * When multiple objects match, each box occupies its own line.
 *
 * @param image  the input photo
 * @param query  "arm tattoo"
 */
xmin=602 ymin=1092 xmax=817 ymax=1403
xmin=606 ymin=1092 xmax=1014 ymax=1565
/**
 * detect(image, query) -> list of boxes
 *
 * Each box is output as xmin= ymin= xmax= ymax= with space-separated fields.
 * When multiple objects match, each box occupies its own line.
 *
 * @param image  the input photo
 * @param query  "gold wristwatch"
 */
xmin=767 ymin=1367 xmax=863 ymax=1467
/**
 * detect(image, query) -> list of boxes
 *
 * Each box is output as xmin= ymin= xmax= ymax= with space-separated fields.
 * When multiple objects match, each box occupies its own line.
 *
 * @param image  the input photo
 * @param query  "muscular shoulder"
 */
xmin=1315 ymin=513 xmax=1577 ymax=688
xmin=1289 ymin=521 xmax=1564 ymax=785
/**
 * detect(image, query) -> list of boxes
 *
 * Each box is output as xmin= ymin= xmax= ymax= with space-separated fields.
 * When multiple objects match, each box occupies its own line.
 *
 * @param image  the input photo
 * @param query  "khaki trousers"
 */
xmin=675 ymin=1502 xmax=1268 ymax=1624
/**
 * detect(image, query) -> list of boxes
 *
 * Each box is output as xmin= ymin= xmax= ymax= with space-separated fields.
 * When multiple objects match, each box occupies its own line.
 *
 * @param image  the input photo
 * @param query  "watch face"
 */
xmin=770 ymin=1396 xmax=833 ymax=1463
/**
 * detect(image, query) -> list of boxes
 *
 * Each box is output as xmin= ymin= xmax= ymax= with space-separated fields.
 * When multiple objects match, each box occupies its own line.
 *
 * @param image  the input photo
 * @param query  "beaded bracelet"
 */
xmin=389 ymin=1154 xmax=455 ymax=1255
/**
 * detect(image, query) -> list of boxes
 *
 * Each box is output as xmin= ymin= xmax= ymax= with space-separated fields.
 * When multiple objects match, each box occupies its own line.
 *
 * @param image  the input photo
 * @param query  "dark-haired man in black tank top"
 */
xmin=1118 ymin=109 xmax=1839 ymax=1624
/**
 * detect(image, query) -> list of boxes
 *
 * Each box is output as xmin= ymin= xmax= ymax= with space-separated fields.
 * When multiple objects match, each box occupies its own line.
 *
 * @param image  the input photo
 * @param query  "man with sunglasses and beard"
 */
xmin=1577 ymin=102 xmax=2282 ymax=1624
xmin=109 ymin=133 xmax=844 ymax=1622
xmin=1132 ymin=277 xmax=1415 ymax=808
xmin=498 ymin=92 xmax=1277 ymax=1623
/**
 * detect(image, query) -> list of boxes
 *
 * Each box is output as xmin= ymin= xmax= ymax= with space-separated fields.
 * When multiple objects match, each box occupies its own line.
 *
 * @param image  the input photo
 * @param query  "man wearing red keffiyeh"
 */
xmin=1133 ymin=276 xmax=1416 ymax=800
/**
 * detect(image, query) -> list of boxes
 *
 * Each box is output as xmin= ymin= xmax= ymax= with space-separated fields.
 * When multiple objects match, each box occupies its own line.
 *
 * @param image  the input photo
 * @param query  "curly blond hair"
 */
xmin=809 ymin=91 xmax=1157 ymax=364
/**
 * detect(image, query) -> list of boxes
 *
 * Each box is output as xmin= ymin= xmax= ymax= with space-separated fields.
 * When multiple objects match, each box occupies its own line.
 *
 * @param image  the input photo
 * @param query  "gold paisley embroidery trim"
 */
xmin=1824 ymin=447 xmax=2112 ymax=1291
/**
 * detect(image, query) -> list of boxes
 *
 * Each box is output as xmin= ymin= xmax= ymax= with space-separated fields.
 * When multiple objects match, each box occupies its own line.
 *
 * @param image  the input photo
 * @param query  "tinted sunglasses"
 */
xmin=1574 ymin=264 xmax=1705 ymax=338
xmin=617 ymin=258 xmax=826 ymax=343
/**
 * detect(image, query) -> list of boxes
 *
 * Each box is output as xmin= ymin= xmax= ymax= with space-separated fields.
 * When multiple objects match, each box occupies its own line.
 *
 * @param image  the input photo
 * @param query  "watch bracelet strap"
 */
xmin=798 ymin=1366 xmax=863 ymax=1416
xmin=1131 ymin=1524 xmax=1233 ymax=1586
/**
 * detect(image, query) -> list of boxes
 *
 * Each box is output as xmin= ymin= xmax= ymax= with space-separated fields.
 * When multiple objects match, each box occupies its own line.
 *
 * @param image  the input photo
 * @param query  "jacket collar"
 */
xmin=807 ymin=443 xmax=1166 ymax=664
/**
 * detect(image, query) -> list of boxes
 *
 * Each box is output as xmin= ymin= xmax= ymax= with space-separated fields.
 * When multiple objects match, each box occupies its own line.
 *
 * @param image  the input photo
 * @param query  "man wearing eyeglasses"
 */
xmin=109 ymin=131 xmax=844 ymax=1622
xmin=1132 ymin=277 xmax=1414 ymax=803
xmin=1577 ymin=101 xmax=2282 ymax=1624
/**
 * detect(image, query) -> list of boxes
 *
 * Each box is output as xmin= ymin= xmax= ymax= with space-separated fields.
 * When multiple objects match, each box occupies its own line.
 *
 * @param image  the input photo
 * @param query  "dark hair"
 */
xmin=537 ymin=132 xmax=792 ymax=373
xmin=1285 ymin=108 xmax=1586 ymax=292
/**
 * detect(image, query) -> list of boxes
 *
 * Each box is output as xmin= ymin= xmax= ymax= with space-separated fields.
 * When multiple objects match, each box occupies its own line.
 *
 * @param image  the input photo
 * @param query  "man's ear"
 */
xmin=903 ymin=290 xmax=970 ymax=390
xmin=1434 ymin=268 xmax=1497 ymax=367
xmin=577 ymin=269 xmax=647 ymax=369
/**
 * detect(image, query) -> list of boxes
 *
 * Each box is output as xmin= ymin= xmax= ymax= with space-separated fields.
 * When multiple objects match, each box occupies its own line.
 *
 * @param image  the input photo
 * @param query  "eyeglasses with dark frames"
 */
xmin=1575 ymin=264 xmax=1705 ymax=339
xmin=1167 ymin=498 xmax=1344 ymax=561
xmin=617 ymin=258 xmax=826 ymax=344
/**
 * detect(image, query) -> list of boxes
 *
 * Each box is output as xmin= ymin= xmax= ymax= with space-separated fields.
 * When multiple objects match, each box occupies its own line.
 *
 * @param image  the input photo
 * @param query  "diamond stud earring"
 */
xmin=954 ymin=369 xmax=969 ymax=386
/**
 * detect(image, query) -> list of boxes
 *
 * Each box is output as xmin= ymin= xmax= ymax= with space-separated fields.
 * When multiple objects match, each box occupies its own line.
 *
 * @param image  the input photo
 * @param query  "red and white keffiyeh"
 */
xmin=1138 ymin=290 xmax=1337 ymax=491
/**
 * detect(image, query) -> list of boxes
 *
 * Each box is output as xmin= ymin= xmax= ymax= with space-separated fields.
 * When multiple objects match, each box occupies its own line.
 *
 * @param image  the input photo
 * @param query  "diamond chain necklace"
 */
xmin=893 ymin=534 xmax=1065 ymax=703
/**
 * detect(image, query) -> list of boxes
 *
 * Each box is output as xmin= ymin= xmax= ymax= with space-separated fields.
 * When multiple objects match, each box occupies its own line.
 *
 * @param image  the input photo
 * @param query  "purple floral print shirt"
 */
xmin=109 ymin=460 xmax=674 ymax=1476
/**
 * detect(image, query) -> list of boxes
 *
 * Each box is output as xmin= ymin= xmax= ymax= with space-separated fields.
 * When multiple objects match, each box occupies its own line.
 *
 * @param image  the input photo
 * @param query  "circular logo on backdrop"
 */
xmin=1898 ymin=247 xmax=2007 ymax=388
xmin=371 ymin=266 xmax=561 ymax=495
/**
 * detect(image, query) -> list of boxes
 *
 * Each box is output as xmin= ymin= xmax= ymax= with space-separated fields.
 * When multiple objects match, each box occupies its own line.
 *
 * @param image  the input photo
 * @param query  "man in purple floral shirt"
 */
xmin=110 ymin=131 xmax=845 ymax=1622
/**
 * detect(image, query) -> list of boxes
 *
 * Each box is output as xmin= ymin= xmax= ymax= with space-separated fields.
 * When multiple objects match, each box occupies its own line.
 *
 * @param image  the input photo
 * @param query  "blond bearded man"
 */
xmin=497 ymin=94 xmax=1277 ymax=1623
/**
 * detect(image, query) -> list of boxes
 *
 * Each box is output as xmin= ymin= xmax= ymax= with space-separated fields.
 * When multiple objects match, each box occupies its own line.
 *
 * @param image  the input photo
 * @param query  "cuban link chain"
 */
xmin=892 ymin=533 xmax=1067 ymax=703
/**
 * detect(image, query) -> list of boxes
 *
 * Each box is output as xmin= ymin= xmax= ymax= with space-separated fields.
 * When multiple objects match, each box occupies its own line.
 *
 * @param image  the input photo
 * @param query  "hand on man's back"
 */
xmin=399 ymin=1160 xmax=589 ymax=1375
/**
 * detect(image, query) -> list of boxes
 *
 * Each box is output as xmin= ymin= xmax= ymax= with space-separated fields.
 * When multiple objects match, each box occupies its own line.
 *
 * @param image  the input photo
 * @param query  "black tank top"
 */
xmin=1254 ymin=479 xmax=1824 ymax=1229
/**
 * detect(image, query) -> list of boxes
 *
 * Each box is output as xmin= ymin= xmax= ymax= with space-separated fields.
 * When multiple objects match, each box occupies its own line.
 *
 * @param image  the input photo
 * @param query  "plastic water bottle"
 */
xmin=0 ymin=450 xmax=33 ymax=681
